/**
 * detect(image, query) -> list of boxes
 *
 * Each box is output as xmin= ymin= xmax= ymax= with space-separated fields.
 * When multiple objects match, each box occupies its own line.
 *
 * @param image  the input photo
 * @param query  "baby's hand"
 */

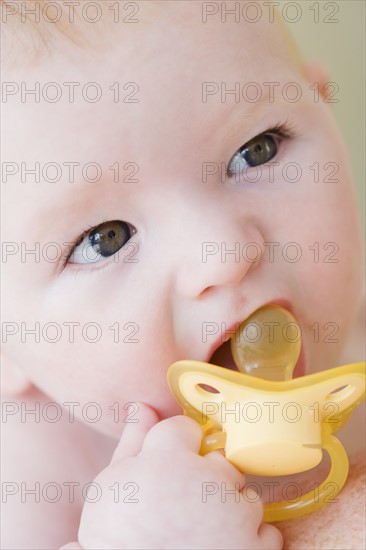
xmin=73 ymin=404 xmax=282 ymax=550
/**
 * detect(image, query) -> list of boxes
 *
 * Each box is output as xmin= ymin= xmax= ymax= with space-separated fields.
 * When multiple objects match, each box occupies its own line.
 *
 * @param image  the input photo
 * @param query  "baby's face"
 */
xmin=2 ymin=3 xmax=363 ymax=437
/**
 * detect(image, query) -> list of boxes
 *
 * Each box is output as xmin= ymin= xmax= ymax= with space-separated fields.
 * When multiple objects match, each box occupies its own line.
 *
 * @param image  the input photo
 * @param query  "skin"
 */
xmin=1 ymin=1 xmax=364 ymax=548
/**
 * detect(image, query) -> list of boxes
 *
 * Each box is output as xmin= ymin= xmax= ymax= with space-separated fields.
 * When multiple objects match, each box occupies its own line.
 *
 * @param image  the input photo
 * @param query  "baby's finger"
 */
xmin=141 ymin=415 xmax=203 ymax=453
xmin=110 ymin=402 xmax=160 ymax=464
xmin=205 ymin=450 xmax=246 ymax=488
xmin=258 ymin=522 xmax=283 ymax=550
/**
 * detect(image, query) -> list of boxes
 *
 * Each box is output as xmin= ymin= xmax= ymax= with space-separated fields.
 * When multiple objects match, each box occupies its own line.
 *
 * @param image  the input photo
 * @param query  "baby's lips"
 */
xmin=292 ymin=343 xmax=306 ymax=378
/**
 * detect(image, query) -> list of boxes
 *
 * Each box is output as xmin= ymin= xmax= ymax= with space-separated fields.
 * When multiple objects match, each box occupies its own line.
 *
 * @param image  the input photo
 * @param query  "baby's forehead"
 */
xmin=2 ymin=0 xmax=303 ymax=80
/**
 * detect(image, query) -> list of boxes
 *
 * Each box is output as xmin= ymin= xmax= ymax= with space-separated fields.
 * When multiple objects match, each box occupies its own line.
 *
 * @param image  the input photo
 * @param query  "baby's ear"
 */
xmin=303 ymin=60 xmax=330 ymax=101
xmin=1 ymin=357 xmax=33 ymax=396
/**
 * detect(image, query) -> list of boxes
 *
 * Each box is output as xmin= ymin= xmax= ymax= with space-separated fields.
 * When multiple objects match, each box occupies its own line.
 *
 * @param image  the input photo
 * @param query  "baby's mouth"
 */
xmin=208 ymin=338 xmax=239 ymax=371
xmin=206 ymin=303 xmax=307 ymax=379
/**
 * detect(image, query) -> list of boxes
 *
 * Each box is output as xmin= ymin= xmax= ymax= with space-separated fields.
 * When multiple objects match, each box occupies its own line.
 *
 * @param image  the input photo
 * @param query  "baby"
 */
xmin=1 ymin=1 xmax=365 ymax=548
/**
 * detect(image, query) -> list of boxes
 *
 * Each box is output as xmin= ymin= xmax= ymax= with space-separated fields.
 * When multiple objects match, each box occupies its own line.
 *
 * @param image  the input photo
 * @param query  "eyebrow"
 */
xmin=206 ymin=79 xmax=296 ymax=148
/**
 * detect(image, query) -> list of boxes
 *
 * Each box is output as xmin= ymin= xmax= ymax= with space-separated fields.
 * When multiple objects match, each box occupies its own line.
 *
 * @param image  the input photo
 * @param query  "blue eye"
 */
xmin=228 ymin=133 xmax=279 ymax=176
xmin=69 ymin=221 xmax=135 ymax=265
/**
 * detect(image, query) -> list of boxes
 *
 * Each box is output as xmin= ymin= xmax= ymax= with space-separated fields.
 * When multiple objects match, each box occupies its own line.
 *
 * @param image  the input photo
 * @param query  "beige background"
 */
xmin=278 ymin=0 xmax=365 ymax=225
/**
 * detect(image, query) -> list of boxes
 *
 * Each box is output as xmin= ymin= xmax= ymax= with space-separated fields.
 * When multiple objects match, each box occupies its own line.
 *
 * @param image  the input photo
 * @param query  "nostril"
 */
xmin=198 ymin=285 xmax=216 ymax=299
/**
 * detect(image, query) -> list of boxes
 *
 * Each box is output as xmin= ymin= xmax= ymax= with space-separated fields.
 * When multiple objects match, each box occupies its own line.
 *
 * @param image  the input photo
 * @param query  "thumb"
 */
xmin=110 ymin=402 xmax=160 ymax=465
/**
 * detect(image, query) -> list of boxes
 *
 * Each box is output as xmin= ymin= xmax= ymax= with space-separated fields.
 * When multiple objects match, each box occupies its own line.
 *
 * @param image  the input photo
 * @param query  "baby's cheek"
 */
xmin=303 ymin=175 xmax=362 ymax=304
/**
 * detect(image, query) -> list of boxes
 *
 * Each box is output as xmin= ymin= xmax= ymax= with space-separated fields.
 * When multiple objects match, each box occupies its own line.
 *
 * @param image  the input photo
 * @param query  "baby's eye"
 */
xmin=69 ymin=220 xmax=135 ymax=264
xmin=228 ymin=133 xmax=279 ymax=176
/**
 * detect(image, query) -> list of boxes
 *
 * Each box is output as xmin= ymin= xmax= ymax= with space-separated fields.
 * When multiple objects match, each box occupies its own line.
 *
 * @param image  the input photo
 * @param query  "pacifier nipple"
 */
xmin=231 ymin=304 xmax=301 ymax=381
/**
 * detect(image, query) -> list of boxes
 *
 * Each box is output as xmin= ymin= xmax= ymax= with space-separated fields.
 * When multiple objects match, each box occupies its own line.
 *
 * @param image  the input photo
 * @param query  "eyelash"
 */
xmin=243 ymin=120 xmax=295 ymax=150
xmin=258 ymin=120 xmax=296 ymax=141
xmin=262 ymin=121 xmax=295 ymax=138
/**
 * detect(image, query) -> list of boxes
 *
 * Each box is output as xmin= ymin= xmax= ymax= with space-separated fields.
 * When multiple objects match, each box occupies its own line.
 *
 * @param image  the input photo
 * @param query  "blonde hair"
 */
xmin=1 ymin=0 xmax=117 ymax=65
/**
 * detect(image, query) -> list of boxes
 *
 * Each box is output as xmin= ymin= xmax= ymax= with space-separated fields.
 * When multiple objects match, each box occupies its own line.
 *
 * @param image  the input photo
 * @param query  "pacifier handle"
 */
xmin=200 ymin=430 xmax=227 ymax=455
xmin=263 ymin=431 xmax=349 ymax=522
xmin=200 ymin=428 xmax=349 ymax=522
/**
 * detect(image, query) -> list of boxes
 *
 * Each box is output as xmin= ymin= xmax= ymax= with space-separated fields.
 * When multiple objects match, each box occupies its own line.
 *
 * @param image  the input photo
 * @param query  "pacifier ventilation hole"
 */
xmin=326 ymin=385 xmax=352 ymax=401
xmin=329 ymin=385 xmax=348 ymax=394
xmin=196 ymin=383 xmax=220 ymax=394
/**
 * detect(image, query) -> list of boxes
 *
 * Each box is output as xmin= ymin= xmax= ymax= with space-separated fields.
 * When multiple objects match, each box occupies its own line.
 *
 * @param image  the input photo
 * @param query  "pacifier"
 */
xmin=167 ymin=305 xmax=366 ymax=521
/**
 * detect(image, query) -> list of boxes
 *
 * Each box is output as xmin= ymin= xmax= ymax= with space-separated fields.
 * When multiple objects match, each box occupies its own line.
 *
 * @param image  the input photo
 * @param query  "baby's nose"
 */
xmin=173 ymin=206 xmax=265 ymax=298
